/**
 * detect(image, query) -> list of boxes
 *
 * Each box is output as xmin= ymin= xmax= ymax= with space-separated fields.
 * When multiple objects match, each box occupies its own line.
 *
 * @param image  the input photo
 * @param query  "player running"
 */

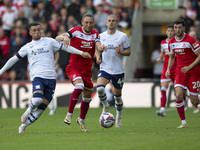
xmin=56 ymin=13 xmax=106 ymax=132
xmin=96 ymin=14 xmax=131 ymax=127
xmin=156 ymin=24 xmax=176 ymax=117
xmin=0 ymin=22 xmax=91 ymax=133
xmin=166 ymin=18 xmax=200 ymax=128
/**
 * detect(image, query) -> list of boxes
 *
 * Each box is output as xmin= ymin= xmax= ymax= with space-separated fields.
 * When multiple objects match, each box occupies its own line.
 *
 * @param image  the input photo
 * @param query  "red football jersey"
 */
xmin=68 ymin=26 xmax=99 ymax=70
xmin=160 ymin=39 xmax=176 ymax=73
xmin=168 ymin=33 xmax=200 ymax=73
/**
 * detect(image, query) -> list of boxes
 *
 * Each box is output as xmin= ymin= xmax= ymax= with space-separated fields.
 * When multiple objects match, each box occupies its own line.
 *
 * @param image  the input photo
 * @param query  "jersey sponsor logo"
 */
xmin=164 ymin=48 xmax=170 ymax=55
xmin=31 ymin=48 xmax=49 ymax=55
xmin=107 ymin=44 xmax=115 ymax=50
xmin=174 ymin=49 xmax=185 ymax=54
xmin=193 ymin=42 xmax=199 ymax=48
xmin=81 ymin=41 xmax=93 ymax=48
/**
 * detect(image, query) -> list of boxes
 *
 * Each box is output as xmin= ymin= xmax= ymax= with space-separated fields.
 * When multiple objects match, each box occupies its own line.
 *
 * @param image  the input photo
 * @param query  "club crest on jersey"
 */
xmin=182 ymin=43 xmax=186 ymax=48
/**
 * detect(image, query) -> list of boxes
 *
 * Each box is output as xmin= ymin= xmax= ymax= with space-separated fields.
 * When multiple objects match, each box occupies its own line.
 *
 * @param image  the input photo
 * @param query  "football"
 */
xmin=100 ymin=112 xmax=115 ymax=128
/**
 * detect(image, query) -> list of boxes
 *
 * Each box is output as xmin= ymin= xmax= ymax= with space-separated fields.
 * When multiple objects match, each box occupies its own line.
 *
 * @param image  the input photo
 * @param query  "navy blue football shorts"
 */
xmin=32 ymin=77 xmax=56 ymax=102
xmin=98 ymin=71 xmax=124 ymax=89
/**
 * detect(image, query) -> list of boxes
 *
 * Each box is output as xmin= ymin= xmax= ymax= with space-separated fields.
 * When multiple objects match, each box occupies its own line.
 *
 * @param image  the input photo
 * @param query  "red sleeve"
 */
xmin=189 ymin=36 xmax=200 ymax=52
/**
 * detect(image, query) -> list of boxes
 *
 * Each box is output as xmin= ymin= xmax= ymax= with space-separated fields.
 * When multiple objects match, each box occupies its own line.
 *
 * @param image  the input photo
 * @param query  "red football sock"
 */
xmin=195 ymin=105 xmax=198 ymax=109
xmin=68 ymin=89 xmax=82 ymax=113
xmin=176 ymin=100 xmax=185 ymax=120
xmin=80 ymin=100 xmax=90 ymax=119
xmin=161 ymin=90 xmax=167 ymax=108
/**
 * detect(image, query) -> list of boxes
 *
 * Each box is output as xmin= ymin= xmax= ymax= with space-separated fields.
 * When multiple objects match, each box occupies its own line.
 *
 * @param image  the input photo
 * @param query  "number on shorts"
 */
xmin=117 ymin=77 xmax=124 ymax=87
xmin=192 ymin=81 xmax=200 ymax=89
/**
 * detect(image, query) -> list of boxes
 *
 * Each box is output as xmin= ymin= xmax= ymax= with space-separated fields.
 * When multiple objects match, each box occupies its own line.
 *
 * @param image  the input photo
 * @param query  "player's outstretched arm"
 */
xmin=61 ymin=45 xmax=91 ymax=59
xmin=56 ymin=33 xmax=70 ymax=47
xmin=0 ymin=55 xmax=19 ymax=76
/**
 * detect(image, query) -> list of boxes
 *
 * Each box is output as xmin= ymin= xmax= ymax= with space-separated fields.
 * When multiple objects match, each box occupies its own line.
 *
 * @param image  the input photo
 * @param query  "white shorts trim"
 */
xmin=174 ymin=84 xmax=187 ymax=90
xmin=84 ymin=86 xmax=93 ymax=91
xmin=161 ymin=79 xmax=171 ymax=82
xmin=189 ymin=92 xmax=199 ymax=96
xmin=72 ymin=77 xmax=82 ymax=82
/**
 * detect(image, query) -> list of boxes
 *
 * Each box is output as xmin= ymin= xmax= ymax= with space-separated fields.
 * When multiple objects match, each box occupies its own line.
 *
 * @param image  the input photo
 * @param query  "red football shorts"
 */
xmin=66 ymin=65 xmax=93 ymax=89
xmin=161 ymin=67 xmax=175 ymax=83
xmin=174 ymin=72 xmax=200 ymax=95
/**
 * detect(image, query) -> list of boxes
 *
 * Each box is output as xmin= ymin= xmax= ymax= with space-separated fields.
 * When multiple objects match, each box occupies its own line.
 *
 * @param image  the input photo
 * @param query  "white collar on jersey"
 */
xmin=175 ymin=32 xmax=185 ymax=42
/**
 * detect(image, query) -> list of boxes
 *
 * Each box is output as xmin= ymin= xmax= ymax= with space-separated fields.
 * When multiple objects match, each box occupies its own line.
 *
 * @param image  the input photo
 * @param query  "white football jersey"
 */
xmin=99 ymin=30 xmax=130 ymax=74
xmin=18 ymin=37 xmax=62 ymax=81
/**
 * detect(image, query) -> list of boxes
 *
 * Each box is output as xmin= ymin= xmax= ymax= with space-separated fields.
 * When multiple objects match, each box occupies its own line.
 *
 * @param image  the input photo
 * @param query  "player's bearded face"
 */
xmin=29 ymin=25 xmax=42 ymax=40
xmin=82 ymin=17 xmax=94 ymax=33
xmin=174 ymin=24 xmax=184 ymax=37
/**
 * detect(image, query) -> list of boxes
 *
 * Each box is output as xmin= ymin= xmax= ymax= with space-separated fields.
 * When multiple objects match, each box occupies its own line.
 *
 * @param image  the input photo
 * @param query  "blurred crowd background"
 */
xmin=0 ymin=0 xmax=199 ymax=82
xmin=0 ymin=0 xmax=137 ymax=82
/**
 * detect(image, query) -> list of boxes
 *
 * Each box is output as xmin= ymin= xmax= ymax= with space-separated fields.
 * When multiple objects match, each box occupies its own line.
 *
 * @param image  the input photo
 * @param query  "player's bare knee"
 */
xmin=97 ymin=85 xmax=105 ymax=95
xmin=42 ymin=98 xmax=50 ymax=105
xmin=175 ymin=93 xmax=183 ymax=100
xmin=190 ymin=97 xmax=199 ymax=106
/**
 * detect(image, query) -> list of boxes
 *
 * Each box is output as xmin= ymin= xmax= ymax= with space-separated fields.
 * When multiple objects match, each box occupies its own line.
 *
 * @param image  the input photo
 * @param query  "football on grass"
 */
xmin=100 ymin=112 xmax=115 ymax=128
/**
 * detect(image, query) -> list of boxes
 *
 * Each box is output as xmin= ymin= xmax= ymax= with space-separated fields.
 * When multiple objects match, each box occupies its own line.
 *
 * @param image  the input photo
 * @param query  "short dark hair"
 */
xmin=82 ymin=13 xmax=94 ymax=21
xmin=28 ymin=22 xmax=41 ymax=31
xmin=166 ymin=24 xmax=173 ymax=29
xmin=173 ymin=18 xmax=186 ymax=27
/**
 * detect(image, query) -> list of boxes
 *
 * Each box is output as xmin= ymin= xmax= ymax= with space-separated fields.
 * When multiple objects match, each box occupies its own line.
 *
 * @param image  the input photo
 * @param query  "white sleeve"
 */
xmin=122 ymin=34 xmax=130 ymax=50
xmin=61 ymin=45 xmax=83 ymax=55
xmin=50 ymin=38 xmax=62 ymax=52
xmin=0 ymin=55 xmax=19 ymax=75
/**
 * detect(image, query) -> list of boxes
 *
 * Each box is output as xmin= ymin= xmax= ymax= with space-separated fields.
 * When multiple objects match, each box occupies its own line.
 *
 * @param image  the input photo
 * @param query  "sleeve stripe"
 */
xmin=16 ymin=53 xmax=22 ymax=59
xmin=59 ymin=43 xmax=63 ymax=50
xmin=124 ymin=46 xmax=130 ymax=50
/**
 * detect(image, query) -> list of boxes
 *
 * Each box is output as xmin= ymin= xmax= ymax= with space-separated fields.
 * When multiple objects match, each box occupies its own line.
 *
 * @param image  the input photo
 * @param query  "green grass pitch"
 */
xmin=0 ymin=107 xmax=200 ymax=150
